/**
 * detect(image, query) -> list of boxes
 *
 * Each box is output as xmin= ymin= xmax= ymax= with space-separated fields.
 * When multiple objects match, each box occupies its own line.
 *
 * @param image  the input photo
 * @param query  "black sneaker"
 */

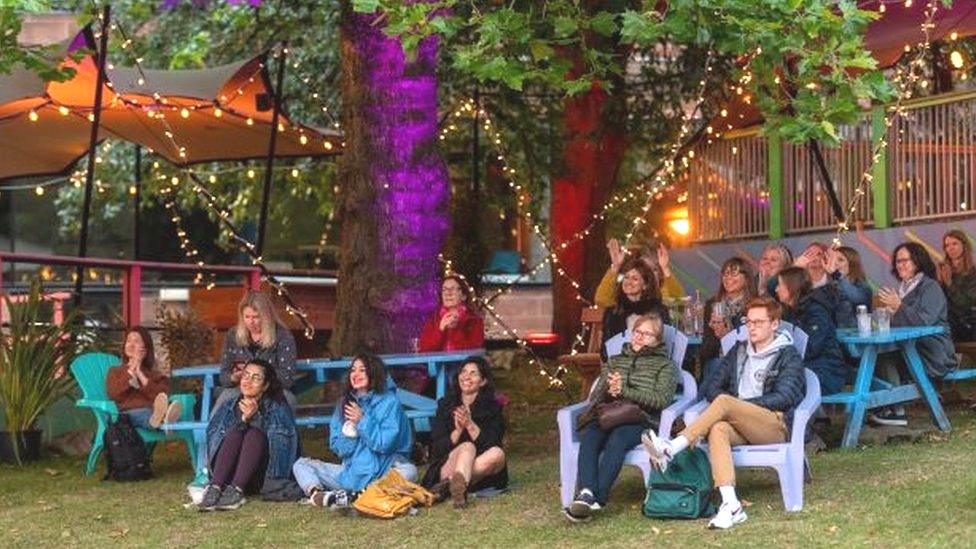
xmin=197 ymin=484 xmax=222 ymax=512
xmin=568 ymin=489 xmax=601 ymax=520
xmin=868 ymin=407 xmax=908 ymax=427
xmin=310 ymin=488 xmax=350 ymax=509
xmin=214 ymin=485 xmax=246 ymax=510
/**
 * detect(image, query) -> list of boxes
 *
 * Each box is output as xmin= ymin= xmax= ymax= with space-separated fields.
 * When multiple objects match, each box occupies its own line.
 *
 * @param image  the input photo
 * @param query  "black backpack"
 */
xmin=103 ymin=414 xmax=152 ymax=481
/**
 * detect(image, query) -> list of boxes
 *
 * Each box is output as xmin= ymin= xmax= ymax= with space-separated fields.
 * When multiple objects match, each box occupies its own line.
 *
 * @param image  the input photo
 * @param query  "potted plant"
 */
xmin=0 ymin=281 xmax=84 ymax=464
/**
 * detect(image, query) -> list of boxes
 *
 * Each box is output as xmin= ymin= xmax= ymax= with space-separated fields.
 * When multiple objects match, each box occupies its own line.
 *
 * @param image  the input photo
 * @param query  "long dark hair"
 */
xmin=445 ymin=355 xmax=495 ymax=407
xmin=615 ymin=258 xmax=660 ymax=312
xmin=121 ymin=326 xmax=156 ymax=372
xmin=716 ymin=256 xmax=757 ymax=301
xmin=777 ymin=266 xmax=812 ymax=308
xmin=943 ymin=229 xmax=975 ymax=275
xmin=243 ymin=358 xmax=285 ymax=402
xmin=891 ymin=242 xmax=937 ymax=280
xmin=837 ymin=246 xmax=867 ymax=283
xmin=344 ymin=353 xmax=388 ymax=398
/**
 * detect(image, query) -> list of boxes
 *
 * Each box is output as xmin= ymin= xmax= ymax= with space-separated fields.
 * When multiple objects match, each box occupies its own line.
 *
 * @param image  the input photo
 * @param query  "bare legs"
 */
xmin=439 ymin=442 xmax=506 ymax=485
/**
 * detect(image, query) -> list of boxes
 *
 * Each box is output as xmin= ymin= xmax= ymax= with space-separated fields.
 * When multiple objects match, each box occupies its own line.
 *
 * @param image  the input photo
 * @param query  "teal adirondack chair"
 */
xmin=70 ymin=352 xmax=198 ymax=476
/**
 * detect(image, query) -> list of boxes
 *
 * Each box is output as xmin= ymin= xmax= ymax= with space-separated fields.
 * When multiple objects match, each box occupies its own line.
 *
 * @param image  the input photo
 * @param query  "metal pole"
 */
xmin=256 ymin=42 xmax=288 ymax=257
xmin=134 ymin=145 xmax=142 ymax=260
xmin=74 ymin=5 xmax=111 ymax=307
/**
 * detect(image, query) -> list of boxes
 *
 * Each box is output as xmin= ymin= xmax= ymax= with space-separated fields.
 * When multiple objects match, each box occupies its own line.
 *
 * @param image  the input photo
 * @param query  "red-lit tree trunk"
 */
xmin=551 ymin=81 xmax=628 ymax=351
xmin=331 ymin=2 xmax=448 ymax=354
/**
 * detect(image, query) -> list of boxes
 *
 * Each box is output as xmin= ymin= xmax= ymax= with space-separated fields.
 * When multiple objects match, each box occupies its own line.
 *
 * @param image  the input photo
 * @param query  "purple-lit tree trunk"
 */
xmin=331 ymin=3 xmax=448 ymax=354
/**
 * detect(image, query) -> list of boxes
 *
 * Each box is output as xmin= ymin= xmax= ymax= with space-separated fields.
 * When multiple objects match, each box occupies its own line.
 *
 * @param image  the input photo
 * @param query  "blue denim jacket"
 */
xmin=207 ymin=394 xmax=299 ymax=481
xmin=329 ymin=389 xmax=413 ymax=491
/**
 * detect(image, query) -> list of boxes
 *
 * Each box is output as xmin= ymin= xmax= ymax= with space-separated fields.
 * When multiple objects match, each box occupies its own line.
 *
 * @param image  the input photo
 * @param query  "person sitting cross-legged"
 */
xmin=642 ymin=296 xmax=805 ymax=530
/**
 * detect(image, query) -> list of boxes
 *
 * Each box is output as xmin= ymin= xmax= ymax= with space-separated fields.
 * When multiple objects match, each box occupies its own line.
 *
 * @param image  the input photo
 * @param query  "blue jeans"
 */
xmin=124 ymin=407 xmax=153 ymax=430
xmin=576 ymin=422 xmax=644 ymax=506
xmin=292 ymin=456 xmax=418 ymax=494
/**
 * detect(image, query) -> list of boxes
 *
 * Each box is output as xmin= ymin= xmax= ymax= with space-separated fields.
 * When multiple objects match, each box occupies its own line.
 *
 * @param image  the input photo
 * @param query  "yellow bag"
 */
xmin=352 ymin=468 xmax=435 ymax=519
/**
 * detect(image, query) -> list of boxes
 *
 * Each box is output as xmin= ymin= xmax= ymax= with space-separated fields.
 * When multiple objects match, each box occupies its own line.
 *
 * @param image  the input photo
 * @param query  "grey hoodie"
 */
xmin=738 ymin=330 xmax=795 ymax=399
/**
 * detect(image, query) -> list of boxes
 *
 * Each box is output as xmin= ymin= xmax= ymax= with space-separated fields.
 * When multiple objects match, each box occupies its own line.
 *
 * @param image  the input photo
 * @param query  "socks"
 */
xmin=669 ymin=435 xmax=689 ymax=454
xmin=718 ymin=485 xmax=740 ymax=508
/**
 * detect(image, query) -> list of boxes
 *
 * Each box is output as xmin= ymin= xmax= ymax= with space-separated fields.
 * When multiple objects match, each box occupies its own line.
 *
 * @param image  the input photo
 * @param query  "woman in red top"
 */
xmin=418 ymin=275 xmax=485 ymax=352
xmin=106 ymin=327 xmax=182 ymax=430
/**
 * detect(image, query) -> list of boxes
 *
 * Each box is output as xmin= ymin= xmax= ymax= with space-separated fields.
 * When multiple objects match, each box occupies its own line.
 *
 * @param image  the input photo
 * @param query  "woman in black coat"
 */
xmin=601 ymin=258 xmax=670 ymax=359
xmin=421 ymin=356 xmax=507 ymax=508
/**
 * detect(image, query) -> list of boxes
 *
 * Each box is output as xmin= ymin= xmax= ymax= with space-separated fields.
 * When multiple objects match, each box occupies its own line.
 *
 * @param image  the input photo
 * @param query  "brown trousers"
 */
xmin=679 ymin=394 xmax=787 ymax=486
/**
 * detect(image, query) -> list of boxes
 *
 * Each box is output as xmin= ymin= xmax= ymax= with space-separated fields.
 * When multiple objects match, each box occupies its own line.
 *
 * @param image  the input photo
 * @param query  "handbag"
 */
xmin=595 ymin=399 xmax=645 ymax=431
xmin=352 ymin=468 xmax=435 ymax=519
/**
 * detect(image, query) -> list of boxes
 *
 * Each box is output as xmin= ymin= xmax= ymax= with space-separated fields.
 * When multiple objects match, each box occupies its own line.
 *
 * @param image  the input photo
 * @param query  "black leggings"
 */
xmin=211 ymin=426 xmax=268 ymax=490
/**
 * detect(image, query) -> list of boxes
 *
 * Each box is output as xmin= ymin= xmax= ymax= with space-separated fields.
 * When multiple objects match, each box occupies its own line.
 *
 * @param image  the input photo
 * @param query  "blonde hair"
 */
xmin=633 ymin=313 xmax=664 ymax=347
xmin=235 ymin=291 xmax=281 ymax=348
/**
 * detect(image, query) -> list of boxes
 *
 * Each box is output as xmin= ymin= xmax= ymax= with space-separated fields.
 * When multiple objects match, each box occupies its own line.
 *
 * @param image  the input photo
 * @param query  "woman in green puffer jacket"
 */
xmin=565 ymin=313 xmax=678 ymax=522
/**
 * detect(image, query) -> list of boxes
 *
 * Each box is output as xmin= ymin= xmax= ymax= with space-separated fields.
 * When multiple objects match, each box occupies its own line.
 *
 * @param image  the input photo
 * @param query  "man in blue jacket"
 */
xmin=643 ymin=296 xmax=805 ymax=530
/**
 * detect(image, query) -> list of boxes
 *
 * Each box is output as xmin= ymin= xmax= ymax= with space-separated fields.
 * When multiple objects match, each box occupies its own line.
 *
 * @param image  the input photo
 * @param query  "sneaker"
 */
xmin=641 ymin=429 xmax=672 ymax=472
xmin=429 ymin=480 xmax=450 ymax=504
xmin=149 ymin=393 xmax=169 ymax=428
xmin=568 ymin=489 xmax=601 ymax=520
xmin=562 ymin=506 xmax=592 ymax=523
xmin=196 ymin=484 xmax=222 ymax=512
xmin=309 ymin=487 xmax=328 ymax=507
xmin=708 ymin=501 xmax=747 ymax=529
xmin=164 ymin=400 xmax=183 ymax=425
xmin=868 ymin=407 xmax=908 ymax=427
xmin=311 ymin=488 xmax=351 ymax=509
xmin=214 ymin=485 xmax=246 ymax=510
xmin=449 ymin=472 xmax=468 ymax=509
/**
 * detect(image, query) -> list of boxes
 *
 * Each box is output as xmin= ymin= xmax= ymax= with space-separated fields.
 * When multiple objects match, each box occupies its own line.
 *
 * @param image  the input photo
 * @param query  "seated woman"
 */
xmin=757 ymin=243 xmax=793 ymax=296
xmin=827 ymin=246 xmax=873 ymax=314
xmin=601 ymin=258 xmax=670 ymax=358
xmin=418 ymin=274 xmax=485 ymax=352
xmin=700 ymin=257 xmax=757 ymax=383
xmin=565 ymin=313 xmax=678 ymax=522
xmin=594 ymin=236 xmax=685 ymax=307
xmin=217 ymin=291 xmax=297 ymax=411
xmin=795 ymin=242 xmax=853 ymax=327
xmin=198 ymin=358 xmax=299 ymax=511
xmin=293 ymin=354 xmax=416 ymax=508
xmin=872 ymin=242 xmax=957 ymax=426
xmin=776 ymin=267 xmax=846 ymax=395
xmin=421 ymin=356 xmax=507 ymax=508
xmin=106 ymin=327 xmax=182 ymax=430
xmin=937 ymin=229 xmax=976 ymax=342
xmin=643 ymin=297 xmax=805 ymax=530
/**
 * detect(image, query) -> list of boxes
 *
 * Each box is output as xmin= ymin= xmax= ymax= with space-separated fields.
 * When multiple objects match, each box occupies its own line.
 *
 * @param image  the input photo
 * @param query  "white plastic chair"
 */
xmin=556 ymin=325 xmax=696 ymax=508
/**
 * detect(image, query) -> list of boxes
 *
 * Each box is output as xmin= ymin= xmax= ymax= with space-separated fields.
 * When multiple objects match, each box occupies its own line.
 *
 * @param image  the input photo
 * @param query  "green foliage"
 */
xmin=0 ymin=281 xmax=87 ymax=448
xmin=0 ymin=3 xmax=80 ymax=82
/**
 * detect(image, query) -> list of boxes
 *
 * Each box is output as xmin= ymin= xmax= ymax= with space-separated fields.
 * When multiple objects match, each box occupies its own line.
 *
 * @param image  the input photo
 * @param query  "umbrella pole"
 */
xmin=73 ymin=5 xmax=111 ymax=308
xmin=256 ymin=41 xmax=288 ymax=257
xmin=134 ymin=145 xmax=142 ymax=260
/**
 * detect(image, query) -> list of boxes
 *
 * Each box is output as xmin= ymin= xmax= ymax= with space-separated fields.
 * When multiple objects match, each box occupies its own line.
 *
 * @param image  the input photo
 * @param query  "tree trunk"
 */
xmin=332 ymin=3 xmax=448 ymax=355
xmin=550 ymin=81 xmax=628 ymax=351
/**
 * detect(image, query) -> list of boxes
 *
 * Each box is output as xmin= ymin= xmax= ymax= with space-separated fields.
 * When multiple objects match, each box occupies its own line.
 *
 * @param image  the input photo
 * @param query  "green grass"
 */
xmin=1 ymin=368 xmax=975 ymax=548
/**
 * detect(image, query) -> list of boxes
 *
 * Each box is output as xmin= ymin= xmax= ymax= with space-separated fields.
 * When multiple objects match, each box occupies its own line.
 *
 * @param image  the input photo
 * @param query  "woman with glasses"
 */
xmin=418 ymin=274 xmax=485 ymax=352
xmin=775 ymin=267 xmax=846 ymax=395
xmin=700 ymin=257 xmax=757 ymax=383
xmin=564 ymin=313 xmax=678 ymax=522
xmin=198 ymin=358 xmax=299 ymax=511
xmin=870 ymin=242 xmax=956 ymax=426
xmin=601 ymin=258 xmax=671 ymax=358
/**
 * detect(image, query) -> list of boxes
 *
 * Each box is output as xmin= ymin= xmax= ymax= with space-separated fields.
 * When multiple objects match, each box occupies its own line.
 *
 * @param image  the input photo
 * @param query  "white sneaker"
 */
xmin=708 ymin=502 xmax=747 ymax=529
xmin=640 ymin=429 xmax=672 ymax=473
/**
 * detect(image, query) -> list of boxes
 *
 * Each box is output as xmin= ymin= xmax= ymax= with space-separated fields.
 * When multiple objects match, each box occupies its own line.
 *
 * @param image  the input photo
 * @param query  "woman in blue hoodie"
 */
xmin=776 ymin=266 xmax=847 ymax=395
xmin=292 ymin=353 xmax=416 ymax=507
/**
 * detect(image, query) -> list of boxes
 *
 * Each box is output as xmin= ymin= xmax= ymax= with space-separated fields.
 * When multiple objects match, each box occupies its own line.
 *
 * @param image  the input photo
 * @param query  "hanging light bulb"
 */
xmin=213 ymin=107 xmax=223 ymax=118
xmin=28 ymin=110 xmax=38 ymax=122
xmin=180 ymin=108 xmax=190 ymax=118
xmin=950 ymin=50 xmax=964 ymax=69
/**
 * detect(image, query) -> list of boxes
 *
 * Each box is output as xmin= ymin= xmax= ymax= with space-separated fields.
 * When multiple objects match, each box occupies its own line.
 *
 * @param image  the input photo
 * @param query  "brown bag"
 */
xmin=352 ymin=468 xmax=435 ymax=519
xmin=596 ymin=399 xmax=645 ymax=431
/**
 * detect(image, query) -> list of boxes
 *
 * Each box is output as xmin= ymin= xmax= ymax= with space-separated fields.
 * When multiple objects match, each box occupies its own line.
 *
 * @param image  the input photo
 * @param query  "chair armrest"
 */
xmin=76 ymin=398 xmax=119 ymax=419
xmin=557 ymin=400 xmax=589 ymax=445
xmin=555 ymin=352 xmax=601 ymax=366
xmin=791 ymin=369 xmax=822 ymax=444
xmin=659 ymin=371 xmax=698 ymax=436
xmin=682 ymin=400 xmax=708 ymax=426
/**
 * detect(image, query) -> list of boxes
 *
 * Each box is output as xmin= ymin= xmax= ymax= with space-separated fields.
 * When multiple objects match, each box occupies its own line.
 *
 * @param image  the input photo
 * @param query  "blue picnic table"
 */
xmin=824 ymin=327 xmax=953 ymax=448
xmin=166 ymin=350 xmax=482 ymax=484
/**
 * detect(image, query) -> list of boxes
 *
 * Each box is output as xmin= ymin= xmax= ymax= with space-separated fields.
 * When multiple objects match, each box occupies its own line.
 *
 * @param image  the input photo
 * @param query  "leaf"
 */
xmin=651 ymin=526 xmax=661 ymax=535
xmin=529 ymin=40 xmax=555 ymax=62
xmin=43 ymin=468 xmax=60 ymax=476
xmin=552 ymin=16 xmax=577 ymax=39
xmin=588 ymin=12 xmax=618 ymax=37
xmin=351 ymin=0 xmax=380 ymax=13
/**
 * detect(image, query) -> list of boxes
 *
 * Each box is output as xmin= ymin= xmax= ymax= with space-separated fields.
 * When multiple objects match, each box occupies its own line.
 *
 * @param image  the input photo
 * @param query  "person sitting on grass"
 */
xmin=565 ymin=313 xmax=678 ymax=523
xmin=642 ymin=297 xmax=805 ymax=530
xmin=198 ymin=358 xmax=299 ymax=511
xmin=421 ymin=355 xmax=507 ymax=508
xmin=292 ymin=354 xmax=417 ymax=508
xmin=106 ymin=326 xmax=181 ymax=430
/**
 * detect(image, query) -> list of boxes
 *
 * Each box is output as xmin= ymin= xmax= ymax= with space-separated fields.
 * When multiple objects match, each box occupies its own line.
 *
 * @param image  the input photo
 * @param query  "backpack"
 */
xmin=642 ymin=447 xmax=716 ymax=519
xmin=103 ymin=414 xmax=152 ymax=481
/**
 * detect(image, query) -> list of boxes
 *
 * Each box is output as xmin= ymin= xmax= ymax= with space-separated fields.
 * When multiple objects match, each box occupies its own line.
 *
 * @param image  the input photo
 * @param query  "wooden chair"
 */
xmin=555 ymin=307 xmax=605 ymax=400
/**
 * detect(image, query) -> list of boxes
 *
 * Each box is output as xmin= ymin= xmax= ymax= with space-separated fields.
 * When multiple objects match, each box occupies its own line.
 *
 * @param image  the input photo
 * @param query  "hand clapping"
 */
xmin=607 ymin=371 xmax=623 ymax=398
xmin=439 ymin=311 xmax=460 ymax=331
xmin=344 ymin=401 xmax=363 ymax=425
xmin=452 ymin=405 xmax=471 ymax=432
xmin=877 ymin=287 xmax=902 ymax=311
xmin=239 ymin=397 xmax=259 ymax=422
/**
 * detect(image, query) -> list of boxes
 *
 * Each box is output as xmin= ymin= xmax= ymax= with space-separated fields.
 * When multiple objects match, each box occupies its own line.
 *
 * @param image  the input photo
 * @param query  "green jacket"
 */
xmin=577 ymin=342 xmax=678 ymax=429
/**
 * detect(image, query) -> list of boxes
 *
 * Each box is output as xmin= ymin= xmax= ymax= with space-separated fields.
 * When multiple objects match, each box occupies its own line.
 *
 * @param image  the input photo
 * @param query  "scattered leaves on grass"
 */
xmin=109 ymin=528 xmax=130 ymax=539
xmin=741 ymin=499 xmax=753 ymax=508
xmin=44 ymin=468 xmax=60 ymax=476
xmin=60 ymin=529 xmax=71 ymax=538
xmin=651 ymin=526 xmax=660 ymax=535
xmin=829 ymin=525 xmax=839 ymax=533
xmin=257 ymin=523 xmax=268 ymax=528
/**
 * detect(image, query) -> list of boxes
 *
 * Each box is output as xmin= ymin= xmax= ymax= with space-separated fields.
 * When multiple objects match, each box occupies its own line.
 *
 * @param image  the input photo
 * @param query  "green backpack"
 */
xmin=642 ymin=447 xmax=717 ymax=519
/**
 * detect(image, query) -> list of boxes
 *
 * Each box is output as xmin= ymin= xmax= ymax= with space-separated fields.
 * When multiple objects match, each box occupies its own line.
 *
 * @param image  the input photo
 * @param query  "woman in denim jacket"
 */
xmin=198 ymin=359 xmax=299 ymax=511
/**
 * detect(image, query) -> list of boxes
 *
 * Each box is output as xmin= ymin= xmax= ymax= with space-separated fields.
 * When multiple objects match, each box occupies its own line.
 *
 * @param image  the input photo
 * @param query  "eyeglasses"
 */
xmin=743 ymin=318 xmax=771 ymax=327
xmin=242 ymin=372 xmax=265 ymax=382
xmin=633 ymin=329 xmax=656 ymax=339
xmin=441 ymin=287 xmax=462 ymax=294
xmin=895 ymin=258 xmax=913 ymax=265
xmin=721 ymin=270 xmax=743 ymax=278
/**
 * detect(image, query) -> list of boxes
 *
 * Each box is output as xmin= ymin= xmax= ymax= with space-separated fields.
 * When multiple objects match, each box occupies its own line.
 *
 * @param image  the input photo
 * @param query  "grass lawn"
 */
xmin=1 ymin=366 xmax=975 ymax=548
